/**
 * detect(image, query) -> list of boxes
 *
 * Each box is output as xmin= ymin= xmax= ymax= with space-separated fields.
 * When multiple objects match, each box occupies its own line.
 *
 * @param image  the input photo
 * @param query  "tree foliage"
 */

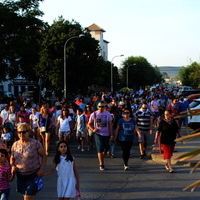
xmin=120 ymin=56 xmax=164 ymax=89
xmin=178 ymin=62 xmax=200 ymax=88
xmin=36 ymin=17 xmax=118 ymax=94
xmin=0 ymin=0 xmax=45 ymax=81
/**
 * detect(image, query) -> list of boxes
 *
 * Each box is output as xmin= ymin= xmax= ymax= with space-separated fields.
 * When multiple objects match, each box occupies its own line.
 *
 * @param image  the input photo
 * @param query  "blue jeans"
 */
xmin=0 ymin=188 xmax=10 ymax=200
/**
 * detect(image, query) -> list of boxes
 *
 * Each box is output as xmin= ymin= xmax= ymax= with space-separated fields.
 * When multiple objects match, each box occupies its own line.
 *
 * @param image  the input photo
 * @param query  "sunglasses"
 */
xmin=98 ymin=106 xmax=105 ymax=108
xmin=17 ymin=131 xmax=27 ymax=134
xmin=124 ymin=112 xmax=130 ymax=114
xmin=86 ymin=106 xmax=90 ymax=108
xmin=142 ymin=107 xmax=147 ymax=110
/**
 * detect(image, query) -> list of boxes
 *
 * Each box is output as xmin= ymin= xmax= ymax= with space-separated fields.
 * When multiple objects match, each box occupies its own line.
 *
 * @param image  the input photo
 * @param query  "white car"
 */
xmin=188 ymin=98 xmax=200 ymax=130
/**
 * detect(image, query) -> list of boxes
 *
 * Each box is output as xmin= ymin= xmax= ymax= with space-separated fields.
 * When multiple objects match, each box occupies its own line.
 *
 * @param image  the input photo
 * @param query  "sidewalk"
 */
xmin=151 ymin=128 xmax=200 ymax=166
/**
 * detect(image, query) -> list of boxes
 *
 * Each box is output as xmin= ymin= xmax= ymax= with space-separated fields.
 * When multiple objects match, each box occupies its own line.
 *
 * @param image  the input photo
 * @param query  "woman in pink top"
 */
xmin=17 ymin=106 xmax=29 ymax=123
xmin=10 ymin=123 xmax=47 ymax=200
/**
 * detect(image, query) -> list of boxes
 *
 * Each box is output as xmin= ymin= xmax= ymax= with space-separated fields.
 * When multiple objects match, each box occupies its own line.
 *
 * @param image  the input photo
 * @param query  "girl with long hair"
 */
xmin=43 ymin=141 xmax=80 ymax=200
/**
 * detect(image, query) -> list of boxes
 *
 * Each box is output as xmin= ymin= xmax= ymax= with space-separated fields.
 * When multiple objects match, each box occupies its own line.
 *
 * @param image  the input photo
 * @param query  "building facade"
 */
xmin=87 ymin=23 xmax=109 ymax=61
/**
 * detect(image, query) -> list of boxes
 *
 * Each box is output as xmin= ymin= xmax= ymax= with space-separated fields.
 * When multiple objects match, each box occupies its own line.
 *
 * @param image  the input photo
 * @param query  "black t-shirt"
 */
xmin=157 ymin=119 xmax=179 ymax=144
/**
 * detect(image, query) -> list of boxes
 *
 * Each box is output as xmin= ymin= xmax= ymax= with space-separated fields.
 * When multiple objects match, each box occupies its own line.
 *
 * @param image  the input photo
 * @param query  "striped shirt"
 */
xmin=0 ymin=164 xmax=11 ymax=190
xmin=135 ymin=110 xmax=153 ymax=130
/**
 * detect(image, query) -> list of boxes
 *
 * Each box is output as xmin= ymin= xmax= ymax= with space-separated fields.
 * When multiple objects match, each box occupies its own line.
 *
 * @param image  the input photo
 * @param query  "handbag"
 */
xmin=40 ymin=116 xmax=47 ymax=132
xmin=40 ymin=126 xmax=46 ymax=132
xmin=34 ymin=177 xmax=44 ymax=192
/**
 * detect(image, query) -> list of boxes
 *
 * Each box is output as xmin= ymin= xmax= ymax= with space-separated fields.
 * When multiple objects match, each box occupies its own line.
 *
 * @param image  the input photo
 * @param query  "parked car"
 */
xmin=178 ymin=86 xmax=193 ymax=91
xmin=177 ymin=90 xmax=200 ymax=98
xmin=187 ymin=94 xmax=200 ymax=103
xmin=188 ymin=98 xmax=200 ymax=130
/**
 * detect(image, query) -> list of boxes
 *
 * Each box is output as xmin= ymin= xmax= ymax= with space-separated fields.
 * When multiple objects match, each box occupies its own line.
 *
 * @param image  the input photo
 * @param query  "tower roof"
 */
xmin=87 ymin=23 xmax=105 ymax=32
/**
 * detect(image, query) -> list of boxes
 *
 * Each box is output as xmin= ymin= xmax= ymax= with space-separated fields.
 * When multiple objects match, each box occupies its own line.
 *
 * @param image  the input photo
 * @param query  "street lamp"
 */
xmin=111 ymin=54 xmax=124 ymax=92
xmin=64 ymin=34 xmax=85 ymax=99
xmin=126 ymin=64 xmax=136 ymax=88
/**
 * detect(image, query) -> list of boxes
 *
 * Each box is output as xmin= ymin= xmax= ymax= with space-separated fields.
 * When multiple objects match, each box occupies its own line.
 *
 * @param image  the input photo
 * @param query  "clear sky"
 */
xmin=39 ymin=0 xmax=200 ymax=68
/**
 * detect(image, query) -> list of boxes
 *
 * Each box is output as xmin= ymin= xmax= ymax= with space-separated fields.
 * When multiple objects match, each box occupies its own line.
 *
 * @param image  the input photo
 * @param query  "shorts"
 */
xmin=138 ymin=130 xmax=150 ymax=143
xmin=152 ymin=112 xmax=159 ymax=118
xmin=58 ymin=131 xmax=70 ymax=137
xmin=0 ymin=188 xmax=10 ymax=200
xmin=40 ymin=128 xmax=51 ymax=135
xmin=179 ymin=117 xmax=188 ymax=126
xmin=32 ymin=127 xmax=38 ymax=131
xmin=94 ymin=133 xmax=110 ymax=153
xmin=76 ymin=130 xmax=86 ymax=137
xmin=16 ymin=172 xmax=37 ymax=195
xmin=162 ymin=144 xmax=175 ymax=159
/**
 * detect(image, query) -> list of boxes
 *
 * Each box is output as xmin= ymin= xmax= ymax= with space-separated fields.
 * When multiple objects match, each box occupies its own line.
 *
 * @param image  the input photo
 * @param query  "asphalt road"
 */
xmin=9 ymin=133 xmax=200 ymax=200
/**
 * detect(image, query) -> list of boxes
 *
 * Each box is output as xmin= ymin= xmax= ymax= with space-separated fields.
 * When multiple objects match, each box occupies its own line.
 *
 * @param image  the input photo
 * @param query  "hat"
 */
xmin=35 ymin=177 xmax=44 ymax=192
xmin=119 ymin=101 xmax=125 ymax=106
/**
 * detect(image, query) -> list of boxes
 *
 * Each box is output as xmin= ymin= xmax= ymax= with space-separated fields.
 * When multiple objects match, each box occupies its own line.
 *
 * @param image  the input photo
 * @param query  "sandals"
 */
xmin=165 ymin=164 xmax=169 ymax=170
xmin=165 ymin=164 xmax=174 ymax=173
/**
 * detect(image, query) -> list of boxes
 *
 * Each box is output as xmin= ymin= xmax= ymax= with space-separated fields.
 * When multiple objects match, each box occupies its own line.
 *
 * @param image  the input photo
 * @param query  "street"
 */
xmin=9 ymin=134 xmax=200 ymax=200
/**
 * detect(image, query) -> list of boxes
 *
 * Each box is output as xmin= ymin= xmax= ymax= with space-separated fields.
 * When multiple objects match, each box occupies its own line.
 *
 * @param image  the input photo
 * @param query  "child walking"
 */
xmin=0 ymin=149 xmax=14 ymax=200
xmin=1 ymin=128 xmax=11 ymax=148
xmin=43 ymin=141 xmax=80 ymax=200
xmin=74 ymin=108 xmax=87 ymax=152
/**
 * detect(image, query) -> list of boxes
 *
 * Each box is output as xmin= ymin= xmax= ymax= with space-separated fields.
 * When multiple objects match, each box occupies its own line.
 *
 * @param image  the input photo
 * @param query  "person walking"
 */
xmin=88 ymin=102 xmax=114 ymax=171
xmin=10 ymin=123 xmax=47 ymax=200
xmin=74 ymin=108 xmax=87 ymax=152
xmin=154 ymin=110 xmax=181 ymax=173
xmin=115 ymin=108 xmax=141 ymax=170
xmin=56 ymin=108 xmax=72 ymax=142
xmin=83 ymin=103 xmax=94 ymax=151
xmin=0 ymin=149 xmax=14 ymax=200
xmin=43 ymin=140 xmax=80 ymax=200
xmin=134 ymin=103 xmax=153 ymax=159
xmin=29 ymin=107 xmax=39 ymax=140
xmin=38 ymin=105 xmax=53 ymax=155
xmin=150 ymin=96 xmax=160 ymax=127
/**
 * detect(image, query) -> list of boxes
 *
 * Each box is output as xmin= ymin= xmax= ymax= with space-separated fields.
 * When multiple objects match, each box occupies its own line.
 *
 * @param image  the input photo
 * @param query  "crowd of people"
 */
xmin=0 ymin=86 xmax=190 ymax=199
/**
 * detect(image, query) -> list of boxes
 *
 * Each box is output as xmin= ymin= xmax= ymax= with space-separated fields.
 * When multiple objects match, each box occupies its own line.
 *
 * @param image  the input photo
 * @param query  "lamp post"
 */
xmin=126 ymin=64 xmax=136 ymax=88
xmin=111 ymin=54 xmax=124 ymax=92
xmin=64 ymin=34 xmax=85 ymax=99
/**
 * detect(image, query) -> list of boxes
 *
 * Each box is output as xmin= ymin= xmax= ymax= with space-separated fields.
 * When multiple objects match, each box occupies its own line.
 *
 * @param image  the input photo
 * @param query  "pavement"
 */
xmin=8 ymin=127 xmax=200 ymax=199
xmin=151 ymin=127 xmax=200 ymax=166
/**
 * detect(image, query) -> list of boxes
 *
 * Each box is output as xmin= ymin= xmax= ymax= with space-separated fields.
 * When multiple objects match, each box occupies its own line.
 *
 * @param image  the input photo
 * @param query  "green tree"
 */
xmin=36 ymin=17 xmax=108 ymax=94
xmin=120 ymin=56 xmax=163 ymax=89
xmin=0 ymin=0 xmax=45 ymax=81
xmin=178 ymin=62 xmax=200 ymax=88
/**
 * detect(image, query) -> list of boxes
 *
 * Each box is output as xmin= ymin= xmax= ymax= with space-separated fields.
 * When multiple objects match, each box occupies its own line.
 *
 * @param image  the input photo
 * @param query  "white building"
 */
xmin=0 ymin=76 xmax=36 ymax=97
xmin=87 ymin=23 xmax=109 ymax=61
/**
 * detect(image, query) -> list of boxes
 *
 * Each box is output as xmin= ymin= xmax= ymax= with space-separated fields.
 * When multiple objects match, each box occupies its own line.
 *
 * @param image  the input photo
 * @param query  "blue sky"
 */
xmin=39 ymin=0 xmax=200 ymax=68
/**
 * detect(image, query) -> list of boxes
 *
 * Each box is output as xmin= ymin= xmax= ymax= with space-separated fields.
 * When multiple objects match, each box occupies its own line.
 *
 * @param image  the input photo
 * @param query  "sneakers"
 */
xmin=110 ymin=154 xmax=114 ymax=158
xmin=100 ymin=165 xmax=105 ymax=171
xmin=81 ymin=148 xmax=84 ymax=152
xmin=124 ymin=166 xmax=130 ymax=171
xmin=77 ymin=145 xmax=80 ymax=149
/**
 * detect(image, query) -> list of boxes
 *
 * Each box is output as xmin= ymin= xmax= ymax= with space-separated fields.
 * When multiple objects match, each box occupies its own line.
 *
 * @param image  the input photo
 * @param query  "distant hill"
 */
xmin=158 ymin=66 xmax=182 ymax=79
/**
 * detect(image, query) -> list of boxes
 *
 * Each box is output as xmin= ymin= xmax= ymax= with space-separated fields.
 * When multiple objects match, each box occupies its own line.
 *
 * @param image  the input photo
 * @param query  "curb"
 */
xmin=151 ymin=147 xmax=198 ymax=167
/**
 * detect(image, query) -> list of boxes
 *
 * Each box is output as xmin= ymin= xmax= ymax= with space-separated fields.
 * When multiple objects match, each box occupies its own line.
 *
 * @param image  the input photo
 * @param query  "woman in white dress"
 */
xmin=43 ymin=141 xmax=80 ymax=200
